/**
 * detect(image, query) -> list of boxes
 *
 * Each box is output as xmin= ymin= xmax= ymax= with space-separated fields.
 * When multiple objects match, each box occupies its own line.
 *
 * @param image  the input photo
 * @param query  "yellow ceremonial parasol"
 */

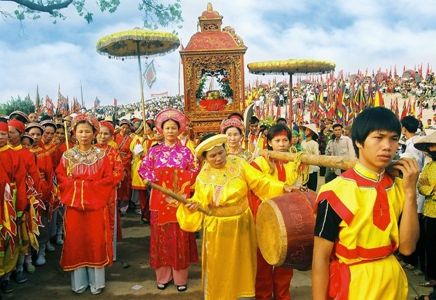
xmin=96 ymin=28 xmax=180 ymax=123
xmin=247 ymin=59 xmax=335 ymax=124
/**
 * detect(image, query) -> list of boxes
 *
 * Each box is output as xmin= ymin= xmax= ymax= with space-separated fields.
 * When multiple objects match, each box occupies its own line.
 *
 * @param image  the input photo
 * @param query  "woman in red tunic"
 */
xmin=96 ymin=121 xmax=123 ymax=262
xmin=114 ymin=120 xmax=133 ymax=215
xmin=56 ymin=114 xmax=115 ymax=295
xmin=25 ymin=122 xmax=54 ymax=266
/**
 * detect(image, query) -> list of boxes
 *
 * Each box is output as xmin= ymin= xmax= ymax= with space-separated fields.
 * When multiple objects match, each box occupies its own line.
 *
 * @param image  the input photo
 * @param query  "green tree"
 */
xmin=0 ymin=0 xmax=183 ymax=28
xmin=0 ymin=95 xmax=35 ymax=115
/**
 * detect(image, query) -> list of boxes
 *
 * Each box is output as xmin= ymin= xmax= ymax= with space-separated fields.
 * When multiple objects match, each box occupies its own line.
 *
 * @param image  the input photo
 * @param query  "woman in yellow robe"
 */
xmin=177 ymin=134 xmax=298 ymax=300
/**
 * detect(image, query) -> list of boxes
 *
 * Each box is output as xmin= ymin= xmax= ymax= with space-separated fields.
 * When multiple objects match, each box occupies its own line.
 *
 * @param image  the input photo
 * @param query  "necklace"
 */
xmin=64 ymin=146 xmax=105 ymax=166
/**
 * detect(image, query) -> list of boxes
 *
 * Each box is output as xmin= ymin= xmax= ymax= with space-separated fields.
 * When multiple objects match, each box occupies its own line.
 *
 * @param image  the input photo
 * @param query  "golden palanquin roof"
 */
xmin=183 ymin=3 xmax=246 ymax=52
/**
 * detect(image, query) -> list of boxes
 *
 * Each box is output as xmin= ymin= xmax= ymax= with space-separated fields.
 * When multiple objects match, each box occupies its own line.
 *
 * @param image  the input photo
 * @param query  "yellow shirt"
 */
xmin=317 ymin=163 xmax=408 ymax=300
xmin=418 ymin=161 xmax=436 ymax=217
xmin=130 ymin=134 xmax=148 ymax=189
xmin=177 ymin=156 xmax=284 ymax=300
xmin=252 ymin=156 xmax=299 ymax=185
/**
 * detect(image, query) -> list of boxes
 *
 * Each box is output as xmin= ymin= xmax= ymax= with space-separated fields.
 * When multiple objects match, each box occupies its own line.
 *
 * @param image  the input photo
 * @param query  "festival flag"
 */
xmin=72 ymin=97 xmax=81 ymax=113
xmin=417 ymin=99 xmax=423 ymax=120
xmin=144 ymin=60 xmax=157 ymax=88
xmin=276 ymin=103 xmax=281 ymax=119
xmin=401 ymin=99 xmax=409 ymax=119
xmin=94 ymin=97 xmax=101 ymax=109
xmin=45 ymin=96 xmax=54 ymax=117
xmin=35 ymin=85 xmax=41 ymax=113
xmin=57 ymin=88 xmax=70 ymax=116
xmin=393 ymin=97 xmax=399 ymax=118
xmin=373 ymin=90 xmax=384 ymax=107
xmin=409 ymin=98 xmax=416 ymax=116
xmin=318 ymin=87 xmax=325 ymax=110
xmin=113 ymin=98 xmax=118 ymax=107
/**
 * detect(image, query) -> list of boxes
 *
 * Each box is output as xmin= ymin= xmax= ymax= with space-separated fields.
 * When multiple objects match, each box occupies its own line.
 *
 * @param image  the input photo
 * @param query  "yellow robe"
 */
xmin=130 ymin=134 xmax=149 ymax=190
xmin=177 ymin=155 xmax=285 ymax=300
xmin=418 ymin=161 xmax=436 ymax=217
xmin=252 ymin=156 xmax=299 ymax=184
xmin=317 ymin=163 xmax=407 ymax=300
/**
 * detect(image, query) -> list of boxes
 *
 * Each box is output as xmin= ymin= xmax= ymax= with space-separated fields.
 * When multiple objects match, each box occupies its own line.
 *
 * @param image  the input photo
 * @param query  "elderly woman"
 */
xmin=176 ymin=134 xmax=299 ymax=300
xmin=56 ymin=114 xmax=115 ymax=295
xmin=220 ymin=118 xmax=251 ymax=161
xmin=139 ymin=109 xmax=198 ymax=292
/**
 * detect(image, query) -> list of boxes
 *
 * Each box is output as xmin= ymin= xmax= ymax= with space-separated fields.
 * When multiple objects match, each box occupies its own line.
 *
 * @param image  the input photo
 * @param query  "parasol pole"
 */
xmin=288 ymin=73 xmax=293 ymax=126
xmin=136 ymin=41 xmax=147 ymax=136
xmin=64 ymin=121 xmax=70 ymax=151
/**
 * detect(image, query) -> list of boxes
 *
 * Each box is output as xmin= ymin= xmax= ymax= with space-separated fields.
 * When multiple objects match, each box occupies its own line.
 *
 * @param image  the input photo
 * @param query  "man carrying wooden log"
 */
xmin=312 ymin=107 xmax=420 ymax=300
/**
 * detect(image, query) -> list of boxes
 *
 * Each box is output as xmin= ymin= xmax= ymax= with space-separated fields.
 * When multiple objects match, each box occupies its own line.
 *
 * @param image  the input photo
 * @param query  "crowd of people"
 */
xmin=0 ymin=98 xmax=435 ymax=300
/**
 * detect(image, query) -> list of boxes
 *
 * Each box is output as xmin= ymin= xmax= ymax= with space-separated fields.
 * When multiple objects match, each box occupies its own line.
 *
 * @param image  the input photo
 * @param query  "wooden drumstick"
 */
xmin=145 ymin=181 xmax=211 ymax=215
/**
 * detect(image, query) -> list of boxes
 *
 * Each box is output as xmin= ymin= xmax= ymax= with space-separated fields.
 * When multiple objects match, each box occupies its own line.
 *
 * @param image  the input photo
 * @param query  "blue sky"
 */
xmin=1 ymin=0 xmax=436 ymax=107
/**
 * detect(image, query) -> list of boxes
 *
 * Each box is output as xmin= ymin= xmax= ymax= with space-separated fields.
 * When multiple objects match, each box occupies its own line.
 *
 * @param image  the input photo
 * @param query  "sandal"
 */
xmin=415 ymin=295 xmax=430 ymax=300
xmin=157 ymin=282 xmax=170 ymax=290
xmin=176 ymin=285 xmax=187 ymax=292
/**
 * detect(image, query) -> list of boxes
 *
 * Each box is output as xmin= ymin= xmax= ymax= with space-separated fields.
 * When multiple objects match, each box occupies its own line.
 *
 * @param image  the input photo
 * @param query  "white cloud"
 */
xmin=1 ymin=0 xmax=436 ymax=108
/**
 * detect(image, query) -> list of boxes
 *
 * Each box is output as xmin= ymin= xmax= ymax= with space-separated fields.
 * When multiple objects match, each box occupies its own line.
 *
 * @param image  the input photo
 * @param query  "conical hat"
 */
xmin=414 ymin=131 xmax=436 ymax=152
xmin=301 ymin=123 xmax=319 ymax=137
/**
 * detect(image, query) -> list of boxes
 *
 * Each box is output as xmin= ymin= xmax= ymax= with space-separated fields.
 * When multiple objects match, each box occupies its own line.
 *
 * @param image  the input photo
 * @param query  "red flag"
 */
xmin=394 ymin=97 xmax=399 ymax=118
xmin=276 ymin=104 xmax=281 ymax=119
xmin=45 ymin=96 xmax=54 ymax=117
xmin=417 ymin=100 xmax=423 ymax=120
xmin=401 ymin=99 xmax=409 ymax=119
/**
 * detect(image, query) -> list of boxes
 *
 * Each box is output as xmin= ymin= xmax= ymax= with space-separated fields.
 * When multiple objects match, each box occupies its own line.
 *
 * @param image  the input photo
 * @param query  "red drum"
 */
xmin=256 ymin=190 xmax=317 ymax=271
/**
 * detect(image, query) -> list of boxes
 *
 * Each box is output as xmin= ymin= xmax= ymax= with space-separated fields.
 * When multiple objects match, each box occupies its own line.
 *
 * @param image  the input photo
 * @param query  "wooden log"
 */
xmin=146 ymin=182 xmax=211 ymax=215
xmin=261 ymin=150 xmax=357 ymax=170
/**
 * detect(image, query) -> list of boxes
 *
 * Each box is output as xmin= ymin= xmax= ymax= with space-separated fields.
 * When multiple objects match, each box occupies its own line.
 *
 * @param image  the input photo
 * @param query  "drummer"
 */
xmin=176 ymin=134 xmax=300 ymax=300
xmin=249 ymin=124 xmax=303 ymax=300
xmin=312 ymin=107 xmax=420 ymax=300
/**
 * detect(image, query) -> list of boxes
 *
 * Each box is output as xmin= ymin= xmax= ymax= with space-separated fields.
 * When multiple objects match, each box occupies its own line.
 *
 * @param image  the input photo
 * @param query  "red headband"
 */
xmin=8 ymin=119 xmax=25 ymax=133
xmin=0 ymin=122 xmax=8 ymax=132
xmin=100 ymin=121 xmax=114 ymax=136
xmin=273 ymin=130 xmax=289 ymax=138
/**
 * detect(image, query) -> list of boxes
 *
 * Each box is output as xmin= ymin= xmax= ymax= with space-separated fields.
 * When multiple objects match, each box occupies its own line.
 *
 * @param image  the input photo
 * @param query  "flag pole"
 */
xmin=80 ymin=81 xmax=84 ymax=109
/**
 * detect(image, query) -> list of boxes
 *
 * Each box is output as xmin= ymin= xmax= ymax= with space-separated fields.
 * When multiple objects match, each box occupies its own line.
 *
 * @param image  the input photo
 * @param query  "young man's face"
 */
xmin=356 ymin=130 xmax=399 ymax=173
xmin=249 ymin=123 xmax=259 ymax=135
xmin=333 ymin=126 xmax=343 ymax=138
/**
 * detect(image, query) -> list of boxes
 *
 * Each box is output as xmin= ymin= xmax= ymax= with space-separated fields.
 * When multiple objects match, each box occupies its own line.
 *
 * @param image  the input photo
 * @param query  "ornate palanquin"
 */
xmin=180 ymin=3 xmax=247 ymax=138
